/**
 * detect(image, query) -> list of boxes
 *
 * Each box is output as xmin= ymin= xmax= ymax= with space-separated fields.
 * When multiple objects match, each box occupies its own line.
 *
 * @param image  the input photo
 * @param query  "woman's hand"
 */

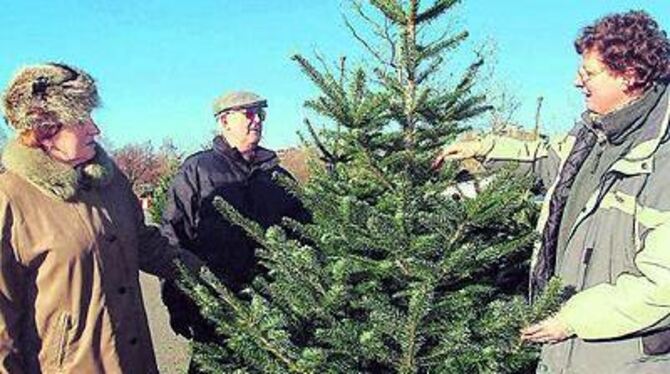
xmin=521 ymin=316 xmax=574 ymax=344
xmin=431 ymin=139 xmax=485 ymax=170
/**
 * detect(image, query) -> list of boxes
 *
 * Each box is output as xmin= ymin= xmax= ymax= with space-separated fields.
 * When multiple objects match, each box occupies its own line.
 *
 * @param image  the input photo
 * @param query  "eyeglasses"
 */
xmin=577 ymin=66 xmax=607 ymax=83
xmin=227 ymin=107 xmax=266 ymax=122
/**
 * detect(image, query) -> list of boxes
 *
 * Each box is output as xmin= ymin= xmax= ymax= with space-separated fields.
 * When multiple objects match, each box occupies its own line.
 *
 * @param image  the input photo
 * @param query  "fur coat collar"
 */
xmin=1 ymin=139 xmax=114 ymax=201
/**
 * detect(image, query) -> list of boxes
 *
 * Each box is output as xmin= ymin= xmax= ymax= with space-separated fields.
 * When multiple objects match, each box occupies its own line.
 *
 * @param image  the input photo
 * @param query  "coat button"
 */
xmin=105 ymin=234 xmax=117 ymax=243
xmin=130 ymin=337 xmax=138 ymax=345
xmin=641 ymin=162 xmax=649 ymax=170
xmin=118 ymin=286 xmax=127 ymax=294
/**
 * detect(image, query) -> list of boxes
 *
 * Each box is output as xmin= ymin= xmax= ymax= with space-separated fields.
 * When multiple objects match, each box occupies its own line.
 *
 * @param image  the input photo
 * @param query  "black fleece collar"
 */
xmin=212 ymin=136 xmax=278 ymax=171
xmin=585 ymin=84 xmax=666 ymax=145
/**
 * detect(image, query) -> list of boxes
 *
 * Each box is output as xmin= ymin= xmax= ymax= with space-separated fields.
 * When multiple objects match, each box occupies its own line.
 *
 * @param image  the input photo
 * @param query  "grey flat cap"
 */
xmin=212 ymin=91 xmax=267 ymax=117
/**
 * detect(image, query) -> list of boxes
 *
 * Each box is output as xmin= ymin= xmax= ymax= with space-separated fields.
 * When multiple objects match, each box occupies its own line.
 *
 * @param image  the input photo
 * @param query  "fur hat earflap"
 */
xmin=1 ymin=62 xmax=99 ymax=131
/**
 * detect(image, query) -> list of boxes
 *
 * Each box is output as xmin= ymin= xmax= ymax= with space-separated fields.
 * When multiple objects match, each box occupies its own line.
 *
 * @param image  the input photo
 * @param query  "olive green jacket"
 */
xmin=481 ymin=84 xmax=670 ymax=373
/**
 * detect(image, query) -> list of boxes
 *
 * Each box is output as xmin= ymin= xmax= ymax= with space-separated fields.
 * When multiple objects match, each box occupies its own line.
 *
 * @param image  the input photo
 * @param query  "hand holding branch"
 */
xmin=521 ymin=316 xmax=574 ymax=344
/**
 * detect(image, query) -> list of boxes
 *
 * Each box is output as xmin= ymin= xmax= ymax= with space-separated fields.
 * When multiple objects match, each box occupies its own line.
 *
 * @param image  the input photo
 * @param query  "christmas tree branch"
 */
xmin=212 ymin=197 xmax=266 ymax=244
xmin=369 ymin=0 xmax=406 ymax=25
xmin=304 ymin=118 xmax=338 ymax=166
xmin=344 ymin=15 xmax=390 ymax=68
xmin=416 ymin=0 xmax=460 ymax=24
xmin=194 ymin=267 xmax=305 ymax=373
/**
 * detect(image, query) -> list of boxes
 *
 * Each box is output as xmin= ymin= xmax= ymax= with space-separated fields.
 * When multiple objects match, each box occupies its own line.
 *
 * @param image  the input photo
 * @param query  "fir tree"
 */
xmin=178 ymin=0 xmax=564 ymax=372
xmin=148 ymin=156 xmax=181 ymax=224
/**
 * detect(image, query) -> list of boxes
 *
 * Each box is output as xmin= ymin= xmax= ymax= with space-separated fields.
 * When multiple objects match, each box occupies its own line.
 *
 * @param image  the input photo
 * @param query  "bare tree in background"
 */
xmin=112 ymin=140 xmax=180 ymax=196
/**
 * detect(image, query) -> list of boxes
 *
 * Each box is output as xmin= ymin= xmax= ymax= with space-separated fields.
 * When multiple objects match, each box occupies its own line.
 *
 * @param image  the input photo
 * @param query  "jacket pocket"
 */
xmin=48 ymin=312 xmax=73 ymax=370
xmin=642 ymin=329 xmax=670 ymax=356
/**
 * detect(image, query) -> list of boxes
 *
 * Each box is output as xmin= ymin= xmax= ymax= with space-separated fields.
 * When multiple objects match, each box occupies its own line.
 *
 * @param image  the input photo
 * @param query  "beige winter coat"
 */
xmin=0 ymin=140 xmax=181 ymax=373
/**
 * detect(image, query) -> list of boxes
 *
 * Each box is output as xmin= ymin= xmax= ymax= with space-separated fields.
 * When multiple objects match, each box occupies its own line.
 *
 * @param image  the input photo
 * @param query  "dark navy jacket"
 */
xmin=160 ymin=136 xmax=308 ymax=337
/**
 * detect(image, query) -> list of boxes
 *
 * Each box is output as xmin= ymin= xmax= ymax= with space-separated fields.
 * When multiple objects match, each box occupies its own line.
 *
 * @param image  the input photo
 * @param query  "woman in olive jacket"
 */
xmin=435 ymin=11 xmax=670 ymax=373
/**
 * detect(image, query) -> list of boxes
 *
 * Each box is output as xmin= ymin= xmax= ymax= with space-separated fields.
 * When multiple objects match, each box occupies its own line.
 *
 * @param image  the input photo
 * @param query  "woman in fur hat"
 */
xmin=0 ymin=62 xmax=202 ymax=373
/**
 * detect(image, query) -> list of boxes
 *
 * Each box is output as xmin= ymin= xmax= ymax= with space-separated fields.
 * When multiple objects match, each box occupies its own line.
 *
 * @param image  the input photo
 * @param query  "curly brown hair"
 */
xmin=575 ymin=10 xmax=670 ymax=92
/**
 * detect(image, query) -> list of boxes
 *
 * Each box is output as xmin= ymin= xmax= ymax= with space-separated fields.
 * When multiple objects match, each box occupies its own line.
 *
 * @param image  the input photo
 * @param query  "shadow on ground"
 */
xmin=140 ymin=272 xmax=190 ymax=374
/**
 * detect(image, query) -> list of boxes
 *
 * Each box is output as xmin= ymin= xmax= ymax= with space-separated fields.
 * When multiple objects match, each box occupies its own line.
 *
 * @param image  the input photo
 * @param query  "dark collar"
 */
xmin=584 ymin=84 xmax=666 ymax=145
xmin=212 ymin=136 xmax=278 ymax=171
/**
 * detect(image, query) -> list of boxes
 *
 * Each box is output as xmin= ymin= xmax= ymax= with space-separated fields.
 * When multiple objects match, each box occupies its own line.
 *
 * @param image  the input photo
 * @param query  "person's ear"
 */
xmin=622 ymin=68 xmax=639 ymax=92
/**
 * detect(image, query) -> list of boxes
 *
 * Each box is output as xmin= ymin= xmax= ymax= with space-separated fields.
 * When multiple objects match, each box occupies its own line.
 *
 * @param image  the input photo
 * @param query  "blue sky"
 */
xmin=0 ymin=1 xmax=668 ymax=153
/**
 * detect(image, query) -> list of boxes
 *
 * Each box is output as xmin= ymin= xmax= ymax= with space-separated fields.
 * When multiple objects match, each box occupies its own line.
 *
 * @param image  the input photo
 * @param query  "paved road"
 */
xmin=140 ymin=272 xmax=190 ymax=374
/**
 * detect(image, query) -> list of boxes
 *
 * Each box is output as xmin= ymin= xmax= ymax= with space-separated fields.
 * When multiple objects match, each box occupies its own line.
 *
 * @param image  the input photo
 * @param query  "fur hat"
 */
xmin=1 ymin=62 xmax=99 ymax=131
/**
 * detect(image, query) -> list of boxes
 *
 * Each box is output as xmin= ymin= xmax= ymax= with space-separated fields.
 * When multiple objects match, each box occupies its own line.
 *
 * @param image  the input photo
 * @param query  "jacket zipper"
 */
xmin=577 ymin=247 xmax=594 ymax=290
xmin=562 ymin=247 xmax=594 ymax=370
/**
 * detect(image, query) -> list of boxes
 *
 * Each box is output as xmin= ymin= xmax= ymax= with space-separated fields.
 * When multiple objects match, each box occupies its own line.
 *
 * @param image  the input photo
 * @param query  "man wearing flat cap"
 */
xmin=160 ymin=90 xmax=308 ymax=372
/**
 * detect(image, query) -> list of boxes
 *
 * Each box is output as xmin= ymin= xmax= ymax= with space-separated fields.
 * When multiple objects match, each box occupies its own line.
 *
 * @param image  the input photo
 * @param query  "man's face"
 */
xmin=574 ymin=50 xmax=638 ymax=115
xmin=220 ymin=106 xmax=266 ymax=153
